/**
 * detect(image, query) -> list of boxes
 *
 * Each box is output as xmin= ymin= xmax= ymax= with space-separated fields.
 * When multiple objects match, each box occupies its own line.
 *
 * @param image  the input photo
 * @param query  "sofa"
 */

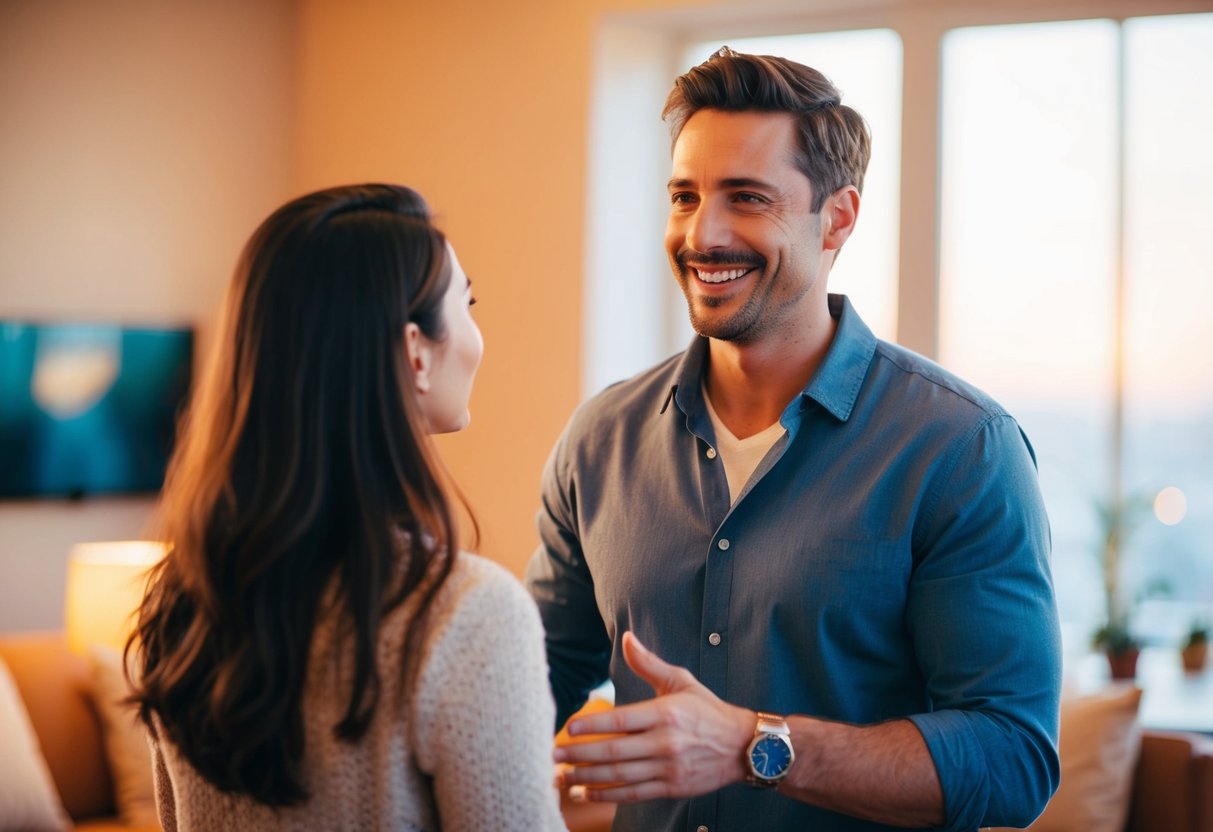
xmin=2 ymin=630 xmax=1209 ymax=832
xmin=1 ymin=631 xmax=152 ymax=832
xmin=0 ymin=630 xmax=618 ymax=832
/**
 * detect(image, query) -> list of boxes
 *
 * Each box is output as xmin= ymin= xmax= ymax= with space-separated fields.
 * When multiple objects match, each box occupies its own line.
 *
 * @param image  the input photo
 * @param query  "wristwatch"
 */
xmin=744 ymin=711 xmax=795 ymax=787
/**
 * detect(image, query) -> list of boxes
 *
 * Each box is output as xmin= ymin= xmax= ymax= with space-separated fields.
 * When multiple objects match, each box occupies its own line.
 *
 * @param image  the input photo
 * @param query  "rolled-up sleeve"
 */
xmin=907 ymin=414 xmax=1062 ymax=830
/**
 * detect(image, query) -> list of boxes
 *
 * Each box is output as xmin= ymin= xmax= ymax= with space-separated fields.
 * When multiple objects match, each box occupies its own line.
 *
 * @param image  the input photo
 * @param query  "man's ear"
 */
xmin=404 ymin=322 xmax=432 ymax=394
xmin=822 ymin=186 xmax=860 ymax=253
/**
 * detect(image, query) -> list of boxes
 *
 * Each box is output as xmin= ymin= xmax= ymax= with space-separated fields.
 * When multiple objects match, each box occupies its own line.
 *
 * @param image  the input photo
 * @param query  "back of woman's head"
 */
xmin=132 ymin=183 xmax=462 ymax=806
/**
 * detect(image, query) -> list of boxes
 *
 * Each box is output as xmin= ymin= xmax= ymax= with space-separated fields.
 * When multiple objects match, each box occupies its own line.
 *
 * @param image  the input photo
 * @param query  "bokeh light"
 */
xmin=1154 ymin=486 xmax=1187 ymax=526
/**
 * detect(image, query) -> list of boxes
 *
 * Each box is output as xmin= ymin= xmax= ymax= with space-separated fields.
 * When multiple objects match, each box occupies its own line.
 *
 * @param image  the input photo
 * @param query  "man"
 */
xmin=526 ymin=47 xmax=1061 ymax=831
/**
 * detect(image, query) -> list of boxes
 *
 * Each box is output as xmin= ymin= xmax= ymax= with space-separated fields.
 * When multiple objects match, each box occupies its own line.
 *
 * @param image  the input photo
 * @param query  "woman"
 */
xmin=129 ymin=184 xmax=567 ymax=831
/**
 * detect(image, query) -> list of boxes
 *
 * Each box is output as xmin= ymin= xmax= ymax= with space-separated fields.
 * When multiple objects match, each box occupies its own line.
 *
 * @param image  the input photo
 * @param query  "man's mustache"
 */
xmin=676 ymin=250 xmax=767 ymax=269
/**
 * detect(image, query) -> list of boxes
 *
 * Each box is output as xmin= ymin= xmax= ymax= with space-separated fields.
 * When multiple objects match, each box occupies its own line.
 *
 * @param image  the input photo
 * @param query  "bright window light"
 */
xmin=940 ymin=14 xmax=1213 ymax=628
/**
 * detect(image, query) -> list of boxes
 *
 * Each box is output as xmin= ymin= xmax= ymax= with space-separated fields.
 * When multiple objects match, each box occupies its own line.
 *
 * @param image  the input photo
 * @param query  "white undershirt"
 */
xmin=702 ymin=385 xmax=787 ymax=505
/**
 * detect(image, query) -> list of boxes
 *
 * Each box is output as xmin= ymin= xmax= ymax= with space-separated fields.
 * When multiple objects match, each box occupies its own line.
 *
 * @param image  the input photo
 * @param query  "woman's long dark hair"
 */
xmin=128 ymin=184 xmax=465 ymax=806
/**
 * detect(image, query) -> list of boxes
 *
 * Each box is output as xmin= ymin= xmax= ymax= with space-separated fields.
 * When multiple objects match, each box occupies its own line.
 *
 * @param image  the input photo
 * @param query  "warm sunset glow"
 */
xmin=938 ymin=14 xmax=1213 ymax=626
xmin=939 ymin=16 xmax=1213 ymax=409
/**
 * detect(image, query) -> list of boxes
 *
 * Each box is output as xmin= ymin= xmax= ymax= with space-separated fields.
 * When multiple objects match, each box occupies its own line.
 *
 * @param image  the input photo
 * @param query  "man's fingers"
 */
xmin=562 ymin=696 xmax=662 ymax=739
xmin=560 ymin=758 xmax=666 ymax=786
xmin=555 ymin=722 xmax=667 ymax=764
xmin=580 ymin=780 xmax=675 ymax=804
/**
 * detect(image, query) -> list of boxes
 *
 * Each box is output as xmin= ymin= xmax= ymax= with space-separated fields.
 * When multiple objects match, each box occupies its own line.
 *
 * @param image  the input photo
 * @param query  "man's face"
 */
xmin=665 ymin=109 xmax=825 ymax=344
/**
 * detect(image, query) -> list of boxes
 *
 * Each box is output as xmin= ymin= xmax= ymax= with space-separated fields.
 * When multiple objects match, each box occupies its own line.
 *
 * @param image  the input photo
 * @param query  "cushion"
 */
xmin=990 ymin=684 xmax=1143 ymax=832
xmin=88 ymin=646 xmax=158 ymax=828
xmin=0 ymin=654 xmax=71 ymax=831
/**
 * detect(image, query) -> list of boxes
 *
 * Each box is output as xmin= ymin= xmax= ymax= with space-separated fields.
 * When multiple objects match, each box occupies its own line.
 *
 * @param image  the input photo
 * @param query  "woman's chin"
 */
xmin=429 ymin=410 xmax=471 ymax=436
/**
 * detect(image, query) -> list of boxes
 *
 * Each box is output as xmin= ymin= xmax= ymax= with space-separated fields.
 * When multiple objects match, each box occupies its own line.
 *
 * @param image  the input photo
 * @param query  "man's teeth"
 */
xmin=697 ymin=268 xmax=749 ymax=284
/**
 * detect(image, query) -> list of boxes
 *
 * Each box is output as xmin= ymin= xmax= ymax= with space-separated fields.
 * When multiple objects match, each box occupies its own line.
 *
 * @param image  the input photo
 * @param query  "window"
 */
xmin=586 ymin=4 xmax=1213 ymax=644
xmin=939 ymin=14 xmax=1213 ymax=635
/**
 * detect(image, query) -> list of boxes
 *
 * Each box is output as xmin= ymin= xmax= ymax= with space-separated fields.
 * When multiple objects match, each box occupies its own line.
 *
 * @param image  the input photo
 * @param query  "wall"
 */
xmin=0 ymin=0 xmax=735 ymax=631
xmin=0 ymin=0 xmax=297 ymax=630
xmin=291 ymin=0 xmax=713 ymax=577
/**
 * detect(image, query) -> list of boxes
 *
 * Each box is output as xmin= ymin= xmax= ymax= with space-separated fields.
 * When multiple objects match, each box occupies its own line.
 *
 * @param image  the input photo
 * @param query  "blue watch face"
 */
xmin=750 ymin=734 xmax=792 ymax=778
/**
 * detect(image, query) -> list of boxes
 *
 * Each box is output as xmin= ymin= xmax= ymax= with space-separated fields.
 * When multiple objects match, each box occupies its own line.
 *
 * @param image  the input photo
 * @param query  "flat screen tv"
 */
xmin=0 ymin=320 xmax=193 ymax=499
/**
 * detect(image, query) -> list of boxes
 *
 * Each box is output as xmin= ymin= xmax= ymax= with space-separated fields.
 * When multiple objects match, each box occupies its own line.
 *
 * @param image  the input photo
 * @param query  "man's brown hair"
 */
xmin=662 ymin=46 xmax=872 ymax=212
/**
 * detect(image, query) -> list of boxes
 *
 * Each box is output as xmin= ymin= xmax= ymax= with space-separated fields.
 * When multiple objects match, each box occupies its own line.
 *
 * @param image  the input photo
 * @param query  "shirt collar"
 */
xmin=659 ymin=293 xmax=877 ymax=424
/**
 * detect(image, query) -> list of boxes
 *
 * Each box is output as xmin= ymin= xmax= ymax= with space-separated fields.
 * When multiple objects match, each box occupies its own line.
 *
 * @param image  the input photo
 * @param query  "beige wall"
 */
xmin=289 ymin=0 xmax=703 ymax=577
xmin=0 ymin=0 xmax=297 ymax=629
xmin=292 ymin=0 xmax=591 ymax=577
xmin=0 ymin=0 xmax=706 ymax=631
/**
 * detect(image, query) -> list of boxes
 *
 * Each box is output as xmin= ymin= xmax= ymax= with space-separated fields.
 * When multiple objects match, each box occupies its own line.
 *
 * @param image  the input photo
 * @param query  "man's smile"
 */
xmin=692 ymin=266 xmax=755 ymax=284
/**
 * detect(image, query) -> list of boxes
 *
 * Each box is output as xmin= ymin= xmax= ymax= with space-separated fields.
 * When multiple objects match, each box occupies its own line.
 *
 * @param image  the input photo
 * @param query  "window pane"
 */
xmin=940 ymin=20 xmax=1119 ymax=627
xmin=1122 ymin=14 xmax=1213 ymax=634
xmin=941 ymin=15 xmax=1213 ymax=640
xmin=683 ymin=30 xmax=902 ymax=342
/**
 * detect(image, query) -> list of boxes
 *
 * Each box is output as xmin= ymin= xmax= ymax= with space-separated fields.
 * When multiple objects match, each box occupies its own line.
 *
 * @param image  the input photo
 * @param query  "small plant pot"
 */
xmin=1106 ymin=648 xmax=1140 ymax=680
xmin=1181 ymin=643 xmax=1208 ymax=673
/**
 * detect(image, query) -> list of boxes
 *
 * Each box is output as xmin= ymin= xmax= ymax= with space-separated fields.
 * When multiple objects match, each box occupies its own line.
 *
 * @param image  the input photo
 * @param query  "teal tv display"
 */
xmin=0 ymin=321 xmax=193 ymax=499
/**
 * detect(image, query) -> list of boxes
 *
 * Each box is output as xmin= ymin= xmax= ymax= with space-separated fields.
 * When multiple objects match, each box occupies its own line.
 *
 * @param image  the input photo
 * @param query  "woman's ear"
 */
xmin=404 ymin=322 xmax=432 ymax=394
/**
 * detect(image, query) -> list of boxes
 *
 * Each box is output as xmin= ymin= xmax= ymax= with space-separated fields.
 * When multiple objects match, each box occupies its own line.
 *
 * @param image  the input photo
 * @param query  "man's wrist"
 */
xmin=744 ymin=711 xmax=796 ymax=787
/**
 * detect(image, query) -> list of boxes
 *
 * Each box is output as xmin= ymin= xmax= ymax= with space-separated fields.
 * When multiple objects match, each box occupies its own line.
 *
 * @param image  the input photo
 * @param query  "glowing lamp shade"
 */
xmin=64 ymin=540 xmax=165 ymax=655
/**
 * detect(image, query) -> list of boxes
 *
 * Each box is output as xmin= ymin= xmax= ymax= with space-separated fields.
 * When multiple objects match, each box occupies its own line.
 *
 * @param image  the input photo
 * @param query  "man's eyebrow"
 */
xmin=667 ymin=177 xmax=780 ymax=191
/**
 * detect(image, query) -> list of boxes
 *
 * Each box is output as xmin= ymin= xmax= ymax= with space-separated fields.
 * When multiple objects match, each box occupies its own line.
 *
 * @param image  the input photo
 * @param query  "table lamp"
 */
xmin=64 ymin=540 xmax=166 ymax=655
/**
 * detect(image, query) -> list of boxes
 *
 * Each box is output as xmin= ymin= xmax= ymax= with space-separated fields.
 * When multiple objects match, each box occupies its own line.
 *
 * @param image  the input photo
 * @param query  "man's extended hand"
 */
xmin=553 ymin=631 xmax=755 ymax=803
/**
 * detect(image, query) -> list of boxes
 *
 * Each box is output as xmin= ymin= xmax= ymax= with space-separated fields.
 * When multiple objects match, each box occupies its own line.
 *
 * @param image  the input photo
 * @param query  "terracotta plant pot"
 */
xmin=1181 ymin=642 xmax=1208 ymax=673
xmin=1106 ymin=648 xmax=1140 ymax=680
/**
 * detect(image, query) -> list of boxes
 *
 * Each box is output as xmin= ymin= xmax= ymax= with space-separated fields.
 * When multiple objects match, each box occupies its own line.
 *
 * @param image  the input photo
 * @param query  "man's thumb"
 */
xmin=622 ymin=631 xmax=695 ymax=695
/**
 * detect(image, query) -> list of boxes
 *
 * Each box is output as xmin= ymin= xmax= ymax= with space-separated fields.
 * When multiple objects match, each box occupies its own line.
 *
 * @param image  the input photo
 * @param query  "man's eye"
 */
xmin=670 ymin=192 xmax=696 ymax=204
xmin=736 ymin=193 xmax=765 ymax=203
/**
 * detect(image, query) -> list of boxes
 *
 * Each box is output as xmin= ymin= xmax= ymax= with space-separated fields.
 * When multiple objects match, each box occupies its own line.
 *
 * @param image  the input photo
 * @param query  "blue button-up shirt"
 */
xmin=526 ymin=295 xmax=1061 ymax=832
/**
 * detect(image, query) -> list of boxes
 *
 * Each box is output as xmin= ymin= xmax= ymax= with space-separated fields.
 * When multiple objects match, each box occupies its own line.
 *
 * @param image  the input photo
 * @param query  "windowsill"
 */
xmin=1067 ymin=646 xmax=1213 ymax=734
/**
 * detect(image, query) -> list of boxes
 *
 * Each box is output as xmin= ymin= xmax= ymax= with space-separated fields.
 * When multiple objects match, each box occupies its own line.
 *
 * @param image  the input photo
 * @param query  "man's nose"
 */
xmin=685 ymin=200 xmax=730 ymax=252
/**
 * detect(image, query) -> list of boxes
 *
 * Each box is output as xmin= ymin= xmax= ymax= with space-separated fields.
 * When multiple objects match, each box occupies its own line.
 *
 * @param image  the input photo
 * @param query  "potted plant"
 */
xmin=1181 ymin=620 xmax=1209 ymax=673
xmin=1091 ymin=492 xmax=1151 ymax=680
xmin=1093 ymin=618 xmax=1141 ymax=680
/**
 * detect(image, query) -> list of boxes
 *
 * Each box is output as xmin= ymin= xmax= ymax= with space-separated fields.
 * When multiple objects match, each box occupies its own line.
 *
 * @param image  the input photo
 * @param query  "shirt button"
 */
xmin=708 ymin=632 xmax=722 ymax=646
xmin=706 ymin=447 xmax=717 ymax=459
xmin=717 ymin=538 xmax=730 ymax=551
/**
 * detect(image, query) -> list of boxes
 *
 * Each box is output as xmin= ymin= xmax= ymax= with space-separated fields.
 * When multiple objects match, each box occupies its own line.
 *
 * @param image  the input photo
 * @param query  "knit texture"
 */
xmin=149 ymin=553 xmax=567 ymax=831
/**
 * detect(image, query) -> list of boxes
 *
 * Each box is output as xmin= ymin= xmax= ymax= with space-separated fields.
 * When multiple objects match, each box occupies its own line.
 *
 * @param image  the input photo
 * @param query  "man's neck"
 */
xmin=704 ymin=303 xmax=836 ymax=440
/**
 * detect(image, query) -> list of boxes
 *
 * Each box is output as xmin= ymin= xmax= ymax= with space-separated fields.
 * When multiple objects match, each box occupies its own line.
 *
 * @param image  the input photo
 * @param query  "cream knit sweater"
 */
xmin=150 ymin=553 xmax=568 ymax=831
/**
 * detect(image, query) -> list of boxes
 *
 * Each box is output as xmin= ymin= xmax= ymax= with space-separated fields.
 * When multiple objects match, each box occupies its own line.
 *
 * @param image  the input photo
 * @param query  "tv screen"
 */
xmin=0 ymin=320 xmax=193 ymax=499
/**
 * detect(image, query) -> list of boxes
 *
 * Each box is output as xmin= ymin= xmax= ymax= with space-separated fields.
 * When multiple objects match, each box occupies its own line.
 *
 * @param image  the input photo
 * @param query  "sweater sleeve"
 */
xmin=412 ymin=556 xmax=569 ymax=832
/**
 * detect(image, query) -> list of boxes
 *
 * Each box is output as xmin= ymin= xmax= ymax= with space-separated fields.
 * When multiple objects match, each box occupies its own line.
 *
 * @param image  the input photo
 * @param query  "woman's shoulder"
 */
xmin=411 ymin=552 xmax=551 ymax=715
xmin=427 ymin=552 xmax=542 ymax=637
xmin=448 ymin=549 xmax=523 ymax=585
xmin=442 ymin=551 xmax=532 ymax=601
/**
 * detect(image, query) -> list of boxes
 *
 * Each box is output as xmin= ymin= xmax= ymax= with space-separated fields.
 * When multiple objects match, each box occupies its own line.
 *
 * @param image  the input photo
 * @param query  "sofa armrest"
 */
xmin=1127 ymin=729 xmax=1213 ymax=832
xmin=0 ymin=631 xmax=116 ymax=820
